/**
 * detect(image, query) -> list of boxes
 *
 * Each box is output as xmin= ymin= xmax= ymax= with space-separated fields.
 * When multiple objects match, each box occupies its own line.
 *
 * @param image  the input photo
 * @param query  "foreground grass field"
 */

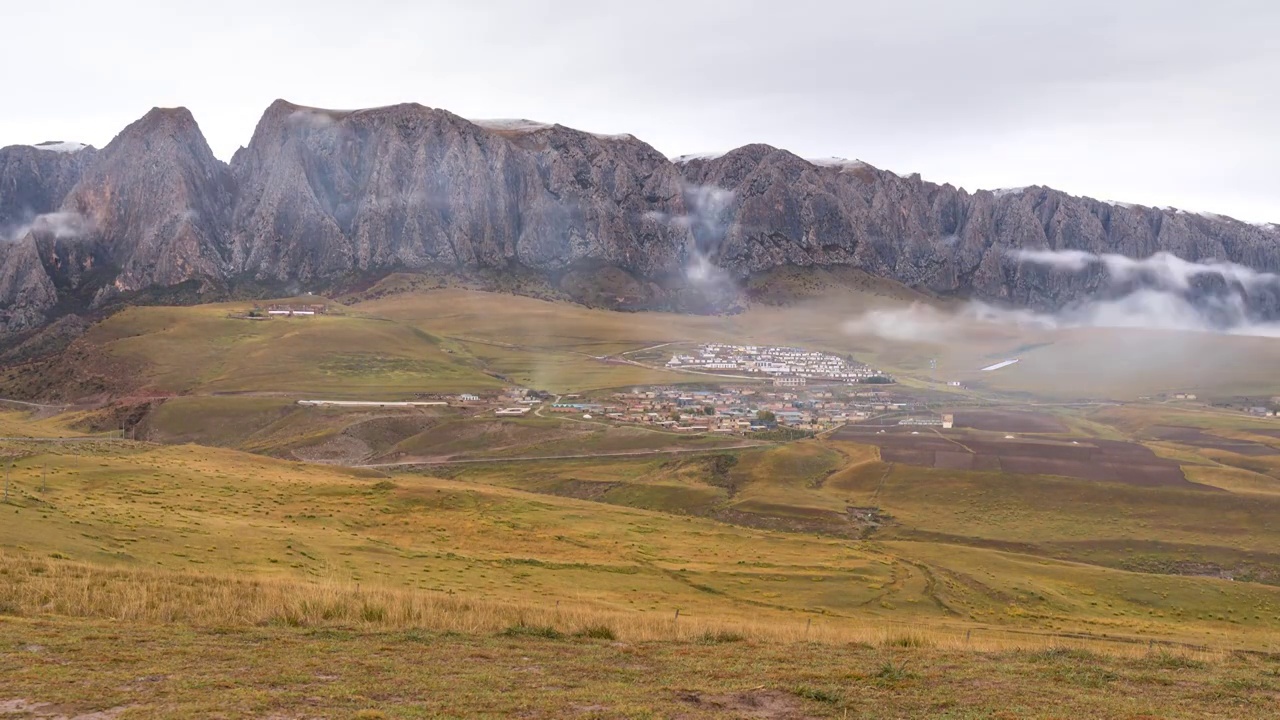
xmin=5 ymin=614 xmax=1280 ymax=719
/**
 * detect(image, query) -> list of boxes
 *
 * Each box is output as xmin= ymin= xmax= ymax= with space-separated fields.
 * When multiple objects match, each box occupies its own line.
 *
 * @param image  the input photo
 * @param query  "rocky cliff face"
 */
xmin=2 ymin=100 xmax=1279 ymax=339
xmin=228 ymin=101 xmax=691 ymax=282
xmin=678 ymin=145 xmax=1280 ymax=314
xmin=0 ymin=142 xmax=97 ymax=235
xmin=0 ymin=142 xmax=98 ymax=333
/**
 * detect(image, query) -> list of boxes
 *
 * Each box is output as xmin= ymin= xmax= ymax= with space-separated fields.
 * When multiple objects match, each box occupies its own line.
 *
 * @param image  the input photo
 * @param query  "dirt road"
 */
xmin=358 ymin=443 xmax=769 ymax=469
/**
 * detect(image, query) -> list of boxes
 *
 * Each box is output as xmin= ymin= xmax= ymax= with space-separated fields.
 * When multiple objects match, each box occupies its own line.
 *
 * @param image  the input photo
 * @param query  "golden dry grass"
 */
xmin=0 ymin=551 xmax=1224 ymax=658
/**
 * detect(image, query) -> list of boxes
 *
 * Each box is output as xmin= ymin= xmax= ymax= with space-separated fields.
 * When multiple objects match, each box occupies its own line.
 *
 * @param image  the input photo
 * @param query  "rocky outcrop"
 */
xmin=0 ymin=235 xmax=59 ymax=334
xmin=2 ymin=100 xmax=1280 ymax=338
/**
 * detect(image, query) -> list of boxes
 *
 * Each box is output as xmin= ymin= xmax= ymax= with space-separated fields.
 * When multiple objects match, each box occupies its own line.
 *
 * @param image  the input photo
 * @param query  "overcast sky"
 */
xmin=5 ymin=0 xmax=1278 ymax=222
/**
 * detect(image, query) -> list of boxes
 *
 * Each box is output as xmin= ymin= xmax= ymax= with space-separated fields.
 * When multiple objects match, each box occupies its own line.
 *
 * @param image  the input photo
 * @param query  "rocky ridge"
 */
xmin=1 ymin=100 xmax=1278 ymax=337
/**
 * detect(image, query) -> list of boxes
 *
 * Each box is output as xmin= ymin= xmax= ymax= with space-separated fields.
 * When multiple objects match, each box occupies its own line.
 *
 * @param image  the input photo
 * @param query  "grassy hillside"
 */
xmin=3 ymin=425 xmax=1280 ymax=718
xmin=7 ymin=301 xmax=504 ymax=399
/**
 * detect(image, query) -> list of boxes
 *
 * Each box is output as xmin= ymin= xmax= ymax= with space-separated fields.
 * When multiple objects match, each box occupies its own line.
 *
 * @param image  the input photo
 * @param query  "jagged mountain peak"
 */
xmin=136 ymin=105 xmax=198 ymax=126
xmin=103 ymin=106 xmax=220 ymax=163
xmin=47 ymin=104 xmax=234 ymax=305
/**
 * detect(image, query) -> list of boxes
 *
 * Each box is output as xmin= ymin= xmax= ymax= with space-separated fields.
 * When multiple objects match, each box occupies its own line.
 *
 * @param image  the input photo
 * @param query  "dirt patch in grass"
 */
xmin=0 ymin=699 xmax=131 ymax=719
xmin=291 ymin=433 xmax=373 ymax=464
xmin=711 ymin=505 xmax=868 ymax=538
xmin=952 ymin=410 xmax=1068 ymax=433
xmin=545 ymin=478 xmax=624 ymax=501
xmin=1149 ymin=426 xmax=1280 ymax=456
xmin=675 ymin=689 xmax=812 ymax=719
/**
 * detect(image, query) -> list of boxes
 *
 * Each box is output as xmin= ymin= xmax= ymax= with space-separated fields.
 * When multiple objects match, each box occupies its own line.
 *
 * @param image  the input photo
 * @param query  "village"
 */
xmin=290 ymin=333 xmax=950 ymax=435
xmin=665 ymin=343 xmax=891 ymax=385
xmin=566 ymin=385 xmax=929 ymax=433
xmin=406 ymin=384 xmax=932 ymax=435
xmin=365 ymin=342 xmax=929 ymax=435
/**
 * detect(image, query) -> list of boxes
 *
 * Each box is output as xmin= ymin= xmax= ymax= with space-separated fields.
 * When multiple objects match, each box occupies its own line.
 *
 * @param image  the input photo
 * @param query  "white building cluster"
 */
xmin=667 ymin=344 xmax=887 ymax=383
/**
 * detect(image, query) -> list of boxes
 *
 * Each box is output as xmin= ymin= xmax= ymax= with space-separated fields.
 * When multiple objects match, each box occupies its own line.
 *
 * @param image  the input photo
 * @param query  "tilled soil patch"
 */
xmin=951 ymin=409 xmax=1068 ymax=433
xmin=1149 ymin=426 xmax=1280 ymax=456
xmin=836 ymin=427 xmax=1195 ymax=488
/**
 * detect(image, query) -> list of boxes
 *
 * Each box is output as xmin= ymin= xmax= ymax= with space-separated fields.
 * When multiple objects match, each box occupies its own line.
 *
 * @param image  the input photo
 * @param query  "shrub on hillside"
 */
xmin=499 ymin=623 xmax=565 ymax=640
xmin=697 ymin=630 xmax=746 ymax=644
xmin=573 ymin=624 xmax=617 ymax=641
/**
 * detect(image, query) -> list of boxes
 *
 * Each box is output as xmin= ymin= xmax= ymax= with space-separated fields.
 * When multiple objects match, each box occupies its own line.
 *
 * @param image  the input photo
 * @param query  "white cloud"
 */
xmin=1012 ymin=248 xmax=1098 ymax=272
xmin=644 ymin=184 xmax=736 ymax=286
xmin=844 ymin=301 xmax=1054 ymax=344
xmin=3 ymin=211 xmax=93 ymax=243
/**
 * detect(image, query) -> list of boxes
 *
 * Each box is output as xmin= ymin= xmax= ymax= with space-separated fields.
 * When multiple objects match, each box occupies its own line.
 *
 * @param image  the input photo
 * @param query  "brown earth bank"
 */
xmin=834 ymin=427 xmax=1195 ymax=488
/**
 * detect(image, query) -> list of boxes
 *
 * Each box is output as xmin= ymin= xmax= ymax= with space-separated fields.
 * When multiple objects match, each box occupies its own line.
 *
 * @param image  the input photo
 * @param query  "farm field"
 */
xmin=834 ymin=425 xmax=1192 ymax=487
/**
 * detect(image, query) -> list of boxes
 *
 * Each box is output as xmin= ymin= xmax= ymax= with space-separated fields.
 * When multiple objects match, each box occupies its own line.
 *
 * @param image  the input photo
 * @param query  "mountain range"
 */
xmin=2 ymin=99 xmax=1279 ymax=339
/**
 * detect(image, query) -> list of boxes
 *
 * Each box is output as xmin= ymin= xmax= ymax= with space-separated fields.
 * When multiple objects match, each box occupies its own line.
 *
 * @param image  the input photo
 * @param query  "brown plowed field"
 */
xmin=950 ymin=409 xmax=1068 ymax=433
xmin=1149 ymin=426 xmax=1280 ymax=456
xmin=834 ymin=427 xmax=1196 ymax=488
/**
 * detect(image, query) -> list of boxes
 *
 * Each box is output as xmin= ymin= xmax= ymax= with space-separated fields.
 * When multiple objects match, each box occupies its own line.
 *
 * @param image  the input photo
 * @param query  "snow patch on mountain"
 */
xmin=30 ymin=141 xmax=88 ymax=154
xmin=806 ymin=156 xmax=868 ymax=170
xmin=469 ymin=118 xmax=553 ymax=133
xmin=672 ymin=151 xmax=729 ymax=164
xmin=990 ymin=186 xmax=1028 ymax=198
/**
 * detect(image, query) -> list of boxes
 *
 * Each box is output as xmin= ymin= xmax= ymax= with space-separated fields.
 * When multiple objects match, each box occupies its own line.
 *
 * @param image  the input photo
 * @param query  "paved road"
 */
xmin=358 ymin=443 xmax=770 ymax=469
xmin=0 ymin=397 xmax=72 ymax=411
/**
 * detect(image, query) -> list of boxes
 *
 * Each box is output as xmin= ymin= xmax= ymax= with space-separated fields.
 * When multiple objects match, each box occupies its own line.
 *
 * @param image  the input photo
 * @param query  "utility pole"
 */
xmin=40 ymin=463 xmax=47 ymax=494
xmin=3 ymin=465 xmax=9 ymax=504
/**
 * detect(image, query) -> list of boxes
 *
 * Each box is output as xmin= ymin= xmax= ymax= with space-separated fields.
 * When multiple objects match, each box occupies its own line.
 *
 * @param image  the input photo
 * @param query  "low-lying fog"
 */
xmin=846 ymin=249 xmax=1280 ymax=342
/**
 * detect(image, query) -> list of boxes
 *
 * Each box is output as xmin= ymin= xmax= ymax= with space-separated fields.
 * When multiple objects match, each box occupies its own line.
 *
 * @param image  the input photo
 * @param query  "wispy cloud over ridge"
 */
xmin=847 ymin=249 xmax=1280 ymax=341
xmin=1011 ymin=248 xmax=1279 ymax=289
